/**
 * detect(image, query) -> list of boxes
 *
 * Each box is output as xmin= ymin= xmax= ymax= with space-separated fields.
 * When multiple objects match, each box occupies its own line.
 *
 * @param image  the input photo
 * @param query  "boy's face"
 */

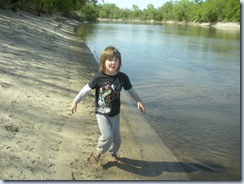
xmin=105 ymin=56 xmax=119 ymax=75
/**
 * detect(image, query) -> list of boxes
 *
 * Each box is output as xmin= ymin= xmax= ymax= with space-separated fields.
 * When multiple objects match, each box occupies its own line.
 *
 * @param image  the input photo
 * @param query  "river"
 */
xmin=76 ymin=22 xmax=240 ymax=180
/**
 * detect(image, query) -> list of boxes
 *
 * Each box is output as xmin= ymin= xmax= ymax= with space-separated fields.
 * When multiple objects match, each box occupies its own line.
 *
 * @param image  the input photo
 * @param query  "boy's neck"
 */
xmin=104 ymin=71 xmax=118 ymax=76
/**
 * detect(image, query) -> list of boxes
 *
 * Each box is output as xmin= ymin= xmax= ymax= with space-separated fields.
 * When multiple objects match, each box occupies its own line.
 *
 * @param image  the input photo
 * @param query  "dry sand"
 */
xmin=0 ymin=9 xmax=188 ymax=180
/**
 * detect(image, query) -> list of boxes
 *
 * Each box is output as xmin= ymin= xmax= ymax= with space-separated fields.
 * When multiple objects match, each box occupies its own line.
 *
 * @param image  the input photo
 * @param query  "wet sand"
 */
xmin=0 ymin=9 xmax=188 ymax=180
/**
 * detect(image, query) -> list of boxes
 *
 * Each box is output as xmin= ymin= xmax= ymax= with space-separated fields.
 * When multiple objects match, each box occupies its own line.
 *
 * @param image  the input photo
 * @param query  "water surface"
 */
xmin=76 ymin=22 xmax=240 ymax=180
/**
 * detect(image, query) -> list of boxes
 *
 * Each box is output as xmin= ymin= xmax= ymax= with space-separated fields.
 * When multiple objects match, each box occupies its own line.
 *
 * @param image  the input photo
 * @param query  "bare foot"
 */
xmin=111 ymin=154 xmax=123 ymax=164
xmin=87 ymin=151 xmax=101 ymax=165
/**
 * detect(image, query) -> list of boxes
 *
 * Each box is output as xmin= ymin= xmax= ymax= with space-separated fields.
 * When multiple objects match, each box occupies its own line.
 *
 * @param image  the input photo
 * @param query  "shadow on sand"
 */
xmin=102 ymin=157 xmax=224 ymax=177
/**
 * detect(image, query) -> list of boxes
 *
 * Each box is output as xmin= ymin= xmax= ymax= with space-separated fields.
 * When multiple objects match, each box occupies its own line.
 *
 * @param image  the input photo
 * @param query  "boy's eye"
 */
xmin=108 ymin=58 xmax=119 ymax=62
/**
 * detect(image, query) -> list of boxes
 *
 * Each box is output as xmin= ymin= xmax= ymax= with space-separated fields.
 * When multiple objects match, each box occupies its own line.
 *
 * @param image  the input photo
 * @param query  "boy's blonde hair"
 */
xmin=99 ymin=46 xmax=121 ymax=73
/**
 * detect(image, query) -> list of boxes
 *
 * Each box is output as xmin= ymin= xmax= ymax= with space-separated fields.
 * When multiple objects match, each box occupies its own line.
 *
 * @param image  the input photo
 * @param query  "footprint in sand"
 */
xmin=0 ymin=82 xmax=11 ymax=89
xmin=70 ymin=156 xmax=103 ymax=180
xmin=4 ymin=123 xmax=20 ymax=133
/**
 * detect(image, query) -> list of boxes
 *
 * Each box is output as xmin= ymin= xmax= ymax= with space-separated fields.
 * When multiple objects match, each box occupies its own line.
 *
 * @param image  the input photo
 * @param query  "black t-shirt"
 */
xmin=88 ymin=72 xmax=132 ymax=117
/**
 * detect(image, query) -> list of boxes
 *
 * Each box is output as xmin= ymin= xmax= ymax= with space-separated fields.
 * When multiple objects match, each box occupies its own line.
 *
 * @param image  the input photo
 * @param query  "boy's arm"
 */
xmin=74 ymin=84 xmax=92 ymax=103
xmin=127 ymin=87 xmax=145 ymax=113
xmin=71 ymin=84 xmax=92 ymax=113
xmin=127 ymin=87 xmax=141 ymax=102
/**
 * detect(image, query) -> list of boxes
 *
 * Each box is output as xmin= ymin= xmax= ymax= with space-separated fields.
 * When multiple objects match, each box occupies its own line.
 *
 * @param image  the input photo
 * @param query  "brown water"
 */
xmin=76 ymin=22 xmax=240 ymax=180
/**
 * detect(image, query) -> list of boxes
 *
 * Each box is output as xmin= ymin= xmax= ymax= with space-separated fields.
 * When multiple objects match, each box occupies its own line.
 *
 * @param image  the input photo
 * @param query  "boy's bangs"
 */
xmin=106 ymin=50 xmax=114 ymax=59
xmin=113 ymin=51 xmax=120 ymax=59
xmin=106 ymin=49 xmax=120 ymax=59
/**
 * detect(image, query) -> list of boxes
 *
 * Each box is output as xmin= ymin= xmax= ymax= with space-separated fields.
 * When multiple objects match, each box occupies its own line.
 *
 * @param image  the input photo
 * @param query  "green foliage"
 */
xmin=200 ymin=1 xmax=218 ymax=23
xmin=130 ymin=5 xmax=142 ymax=19
xmin=54 ymin=0 xmax=73 ymax=16
xmin=81 ymin=3 xmax=99 ymax=21
xmin=97 ymin=0 xmax=240 ymax=23
xmin=162 ymin=1 xmax=174 ymax=20
xmin=98 ymin=3 xmax=124 ymax=19
xmin=223 ymin=0 xmax=240 ymax=22
xmin=13 ymin=0 xmax=98 ymax=21
xmin=8 ymin=0 xmax=239 ymax=23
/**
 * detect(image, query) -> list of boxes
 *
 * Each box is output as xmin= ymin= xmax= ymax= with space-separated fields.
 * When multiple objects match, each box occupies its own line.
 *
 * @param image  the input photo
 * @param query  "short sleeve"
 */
xmin=122 ymin=73 xmax=132 ymax=90
xmin=88 ymin=73 xmax=99 ymax=89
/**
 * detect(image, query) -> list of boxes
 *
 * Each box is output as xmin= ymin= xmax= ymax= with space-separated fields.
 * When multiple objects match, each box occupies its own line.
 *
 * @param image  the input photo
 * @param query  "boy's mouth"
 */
xmin=109 ymin=65 xmax=116 ymax=69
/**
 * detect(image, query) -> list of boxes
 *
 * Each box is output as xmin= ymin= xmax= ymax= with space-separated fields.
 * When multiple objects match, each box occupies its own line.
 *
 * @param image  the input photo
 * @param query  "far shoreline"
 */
xmin=97 ymin=18 xmax=240 ymax=31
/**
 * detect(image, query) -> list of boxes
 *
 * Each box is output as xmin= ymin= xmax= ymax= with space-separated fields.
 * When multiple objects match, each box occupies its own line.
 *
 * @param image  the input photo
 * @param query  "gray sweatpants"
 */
xmin=96 ymin=113 xmax=121 ymax=155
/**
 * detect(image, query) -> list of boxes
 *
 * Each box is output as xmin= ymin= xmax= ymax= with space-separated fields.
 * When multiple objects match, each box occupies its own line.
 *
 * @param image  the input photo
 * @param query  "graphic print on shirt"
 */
xmin=97 ymin=78 xmax=121 ymax=114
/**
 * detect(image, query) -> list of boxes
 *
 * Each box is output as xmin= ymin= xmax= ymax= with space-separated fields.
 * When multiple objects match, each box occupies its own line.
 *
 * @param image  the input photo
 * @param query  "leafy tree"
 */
xmin=173 ymin=0 xmax=191 ymax=21
xmin=54 ymin=0 xmax=73 ymax=16
xmin=162 ymin=1 xmax=174 ymax=20
xmin=212 ymin=0 xmax=227 ymax=21
xmin=193 ymin=2 xmax=203 ymax=22
xmin=17 ymin=0 xmax=55 ymax=15
xmin=98 ymin=3 xmax=120 ymax=19
xmin=120 ymin=8 xmax=130 ymax=19
xmin=81 ymin=3 xmax=99 ymax=21
xmin=131 ymin=4 xmax=142 ymax=19
xmin=223 ymin=0 xmax=240 ymax=22
xmin=146 ymin=4 xmax=156 ymax=20
xmin=200 ymin=0 xmax=218 ymax=23
xmin=8 ymin=0 xmax=239 ymax=23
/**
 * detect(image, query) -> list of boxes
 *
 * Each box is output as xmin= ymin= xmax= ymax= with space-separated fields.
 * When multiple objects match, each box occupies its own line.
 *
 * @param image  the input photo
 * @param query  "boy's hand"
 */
xmin=71 ymin=102 xmax=77 ymax=114
xmin=137 ymin=101 xmax=145 ymax=114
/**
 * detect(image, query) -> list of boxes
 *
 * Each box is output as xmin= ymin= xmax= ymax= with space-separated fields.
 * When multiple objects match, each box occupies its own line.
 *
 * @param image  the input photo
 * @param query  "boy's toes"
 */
xmin=111 ymin=154 xmax=123 ymax=164
xmin=87 ymin=152 xmax=101 ymax=165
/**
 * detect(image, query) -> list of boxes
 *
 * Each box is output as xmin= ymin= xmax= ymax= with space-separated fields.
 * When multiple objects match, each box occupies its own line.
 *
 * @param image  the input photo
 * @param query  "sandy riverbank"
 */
xmin=0 ymin=9 xmax=188 ymax=180
xmin=98 ymin=18 xmax=240 ymax=30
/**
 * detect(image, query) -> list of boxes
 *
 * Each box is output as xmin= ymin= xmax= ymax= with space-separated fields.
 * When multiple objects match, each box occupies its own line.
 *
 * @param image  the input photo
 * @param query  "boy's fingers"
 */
xmin=141 ymin=105 xmax=145 ymax=113
xmin=138 ymin=103 xmax=145 ymax=113
xmin=71 ymin=107 xmax=76 ymax=114
xmin=141 ymin=107 xmax=145 ymax=113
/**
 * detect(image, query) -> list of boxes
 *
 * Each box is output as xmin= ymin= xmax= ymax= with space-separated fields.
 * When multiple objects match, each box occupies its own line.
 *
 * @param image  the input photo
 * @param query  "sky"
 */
xmin=97 ymin=0 xmax=168 ymax=9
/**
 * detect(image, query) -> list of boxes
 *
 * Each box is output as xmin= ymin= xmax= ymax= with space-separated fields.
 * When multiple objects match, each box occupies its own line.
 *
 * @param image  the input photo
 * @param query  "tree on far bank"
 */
xmin=97 ymin=0 xmax=240 ymax=24
xmin=2 ymin=0 xmax=240 ymax=23
xmin=223 ymin=0 xmax=240 ymax=22
xmin=161 ymin=1 xmax=174 ymax=20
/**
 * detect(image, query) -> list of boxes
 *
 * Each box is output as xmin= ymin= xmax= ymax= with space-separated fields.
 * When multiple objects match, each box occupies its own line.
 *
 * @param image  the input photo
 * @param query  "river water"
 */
xmin=76 ymin=22 xmax=240 ymax=180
